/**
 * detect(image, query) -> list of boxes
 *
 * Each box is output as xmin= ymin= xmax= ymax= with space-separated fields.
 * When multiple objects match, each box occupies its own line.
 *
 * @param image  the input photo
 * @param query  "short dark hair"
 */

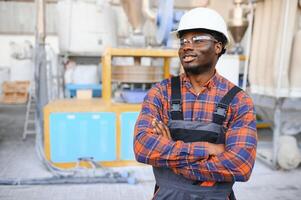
xmin=178 ymin=28 xmax=228 ymax=57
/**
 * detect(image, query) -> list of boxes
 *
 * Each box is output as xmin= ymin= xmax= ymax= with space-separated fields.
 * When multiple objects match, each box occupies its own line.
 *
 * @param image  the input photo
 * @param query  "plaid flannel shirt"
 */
xmin=134 ymin=72 xmax=257 ymax=182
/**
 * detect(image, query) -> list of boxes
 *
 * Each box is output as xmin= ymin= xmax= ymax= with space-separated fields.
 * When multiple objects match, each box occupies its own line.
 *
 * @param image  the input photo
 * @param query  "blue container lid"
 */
xmin=120 ymin=90 xmax=147 ymax=104
xmin=65 ymin=83 xmax=102 ymax=90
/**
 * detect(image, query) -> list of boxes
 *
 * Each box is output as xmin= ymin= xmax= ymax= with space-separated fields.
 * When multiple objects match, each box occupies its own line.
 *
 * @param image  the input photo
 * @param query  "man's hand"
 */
xmin=207 ymin=143 xmax=225 ymax=156
xmin=152 ymin=119 xmax=172 ymax=140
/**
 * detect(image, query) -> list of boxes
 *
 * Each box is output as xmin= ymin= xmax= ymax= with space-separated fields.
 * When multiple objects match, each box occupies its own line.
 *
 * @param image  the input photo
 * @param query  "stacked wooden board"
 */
xmin=0 ymin=81 xmax=30 ymax=104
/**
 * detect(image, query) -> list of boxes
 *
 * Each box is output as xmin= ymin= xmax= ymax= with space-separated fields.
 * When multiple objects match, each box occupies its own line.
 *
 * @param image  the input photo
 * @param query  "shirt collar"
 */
xmin=181 ymin=70 xmax=220 ymax=89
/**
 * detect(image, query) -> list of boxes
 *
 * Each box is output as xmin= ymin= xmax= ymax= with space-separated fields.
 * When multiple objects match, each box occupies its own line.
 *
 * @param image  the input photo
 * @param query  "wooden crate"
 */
xmin=112 ymin=65 xmax=163 ymax=83
xmin=1 ymin=81 xmax=30 ymax=104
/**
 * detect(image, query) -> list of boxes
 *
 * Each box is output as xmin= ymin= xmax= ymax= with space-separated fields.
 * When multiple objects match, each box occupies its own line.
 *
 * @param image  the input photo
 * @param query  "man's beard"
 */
xmin=183 ymin=62 xmax=213 ymax=75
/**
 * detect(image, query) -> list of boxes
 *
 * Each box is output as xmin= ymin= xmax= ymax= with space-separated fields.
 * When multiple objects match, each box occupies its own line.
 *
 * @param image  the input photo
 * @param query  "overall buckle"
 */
xmin=171 ymin=99 xmax=181 ymax=112
xmin=214 ymin=103 xmax=228 ymax=118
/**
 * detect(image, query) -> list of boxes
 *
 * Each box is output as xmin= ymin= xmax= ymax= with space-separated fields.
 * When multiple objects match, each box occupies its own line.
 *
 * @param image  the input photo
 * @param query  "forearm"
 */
xmin=172 ymin=146 xmax=256 ymax=182
xmin=134 ymin=128 xmax=210 ymax=168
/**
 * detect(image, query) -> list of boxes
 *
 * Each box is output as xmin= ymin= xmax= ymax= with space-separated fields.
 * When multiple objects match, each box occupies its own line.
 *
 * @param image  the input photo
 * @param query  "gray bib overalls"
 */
xmin=153 ymin=76 xmax=241 ymax=200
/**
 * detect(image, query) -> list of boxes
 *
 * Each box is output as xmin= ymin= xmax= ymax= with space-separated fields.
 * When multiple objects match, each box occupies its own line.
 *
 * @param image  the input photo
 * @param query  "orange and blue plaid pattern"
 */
xmin=134 ymin=72 xmax=257 ymax=182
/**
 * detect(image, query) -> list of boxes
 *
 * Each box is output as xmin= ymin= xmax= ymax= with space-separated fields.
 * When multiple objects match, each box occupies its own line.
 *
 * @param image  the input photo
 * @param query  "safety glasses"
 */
xmin=179 ymin=35 xmax=218 ymax=48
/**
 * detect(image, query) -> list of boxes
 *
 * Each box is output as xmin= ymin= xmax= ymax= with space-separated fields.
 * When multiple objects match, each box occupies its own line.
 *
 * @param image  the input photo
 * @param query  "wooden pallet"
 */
xmin=0 ymin=81 xmax=30 ymax=104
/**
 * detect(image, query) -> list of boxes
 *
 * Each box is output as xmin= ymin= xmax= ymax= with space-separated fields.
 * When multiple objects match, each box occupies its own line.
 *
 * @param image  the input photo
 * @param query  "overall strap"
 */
xmin=170 ymin=76 xmax=183 ymax=120
xmin=213 ymin=86 xmax=242 ymax=125
xmin=154 ymin=76 xmax=182 ymax=194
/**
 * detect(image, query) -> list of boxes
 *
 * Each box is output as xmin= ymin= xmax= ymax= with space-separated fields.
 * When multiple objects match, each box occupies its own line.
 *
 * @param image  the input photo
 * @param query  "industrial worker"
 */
xmin=133 ymin=7 xmax=257 ymax=200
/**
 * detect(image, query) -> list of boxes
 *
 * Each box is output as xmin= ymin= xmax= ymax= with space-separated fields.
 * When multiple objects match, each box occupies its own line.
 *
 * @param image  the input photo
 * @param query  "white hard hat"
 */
xmin=176 ymin=7 xmax=229 ymax=42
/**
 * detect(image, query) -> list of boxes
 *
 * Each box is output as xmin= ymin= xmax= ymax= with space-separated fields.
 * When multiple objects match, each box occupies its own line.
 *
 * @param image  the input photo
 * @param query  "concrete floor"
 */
xmin=0 ymin=104 xmax=301 ymax=200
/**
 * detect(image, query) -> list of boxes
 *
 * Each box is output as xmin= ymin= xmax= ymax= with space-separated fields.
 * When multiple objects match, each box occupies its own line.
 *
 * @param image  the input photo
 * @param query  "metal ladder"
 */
xmin=23 ymin=83 xmax=36 ymax=140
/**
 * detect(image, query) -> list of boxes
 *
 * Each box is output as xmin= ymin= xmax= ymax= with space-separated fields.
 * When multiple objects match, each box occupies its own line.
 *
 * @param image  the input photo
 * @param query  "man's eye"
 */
xmin=180 ymin=39 xmax=187 ymax=45
xmin=193 ymin=39 xmax=204 ymax=43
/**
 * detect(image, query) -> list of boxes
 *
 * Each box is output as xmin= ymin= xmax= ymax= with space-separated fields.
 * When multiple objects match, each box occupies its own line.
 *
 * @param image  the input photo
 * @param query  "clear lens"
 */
xmin=179 ymin=35 xmax=218 ymax=47
xmin=192 ymin=35 xmax=214 ymax=43
xmin=179 ymin=38 xmax=187 ymax=46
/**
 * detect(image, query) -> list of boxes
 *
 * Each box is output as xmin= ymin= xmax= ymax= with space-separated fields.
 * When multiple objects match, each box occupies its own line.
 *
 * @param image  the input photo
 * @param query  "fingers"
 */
xmin=152 ymin=119 xmax=171 ymax=139
xmin=153 ymin=123 xmax=162 ymax=135
xmin=158 ymin=121 xmax=171 ymax=140
xmin=152 ymin=119 xmax=163 ymax=134
xmin=152 ymin=119 xmax=161 ymax=135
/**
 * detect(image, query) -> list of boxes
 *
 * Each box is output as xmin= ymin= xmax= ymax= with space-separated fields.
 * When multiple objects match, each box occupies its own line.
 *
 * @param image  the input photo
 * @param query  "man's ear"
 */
xmin=215 ymin=42 xmax=223 ymax=55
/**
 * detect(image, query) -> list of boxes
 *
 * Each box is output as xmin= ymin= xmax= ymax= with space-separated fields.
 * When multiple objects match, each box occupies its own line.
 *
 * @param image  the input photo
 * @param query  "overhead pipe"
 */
xmin=120 ymin=0 xmax=144 ymax=33
xmin=242 ymin=0 xmax=254 ymax=90
xmin=142 ymin=0 xmax=210 ymax=20
xmin=142 ymin=0 xmax=156 ymax=21
xmin=36 ymin=0 xmax=46 ymax=44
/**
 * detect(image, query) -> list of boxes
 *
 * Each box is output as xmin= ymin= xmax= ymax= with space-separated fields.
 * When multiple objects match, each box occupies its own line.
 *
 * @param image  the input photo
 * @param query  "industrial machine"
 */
xmin=228 ymin=0 xmax=249 ymax=54
xmin=42 ymin=0 xmax=188 ymax=170
xmin=248 ymin=0 xmax=301 ymax=169
xmin=44 ymin=48 xmax=178 ymax=168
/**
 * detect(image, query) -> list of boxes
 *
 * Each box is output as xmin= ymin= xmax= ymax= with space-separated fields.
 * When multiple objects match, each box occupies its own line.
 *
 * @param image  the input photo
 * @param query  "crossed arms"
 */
xmin=133 ymin=87 xmax=257 ymax=182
